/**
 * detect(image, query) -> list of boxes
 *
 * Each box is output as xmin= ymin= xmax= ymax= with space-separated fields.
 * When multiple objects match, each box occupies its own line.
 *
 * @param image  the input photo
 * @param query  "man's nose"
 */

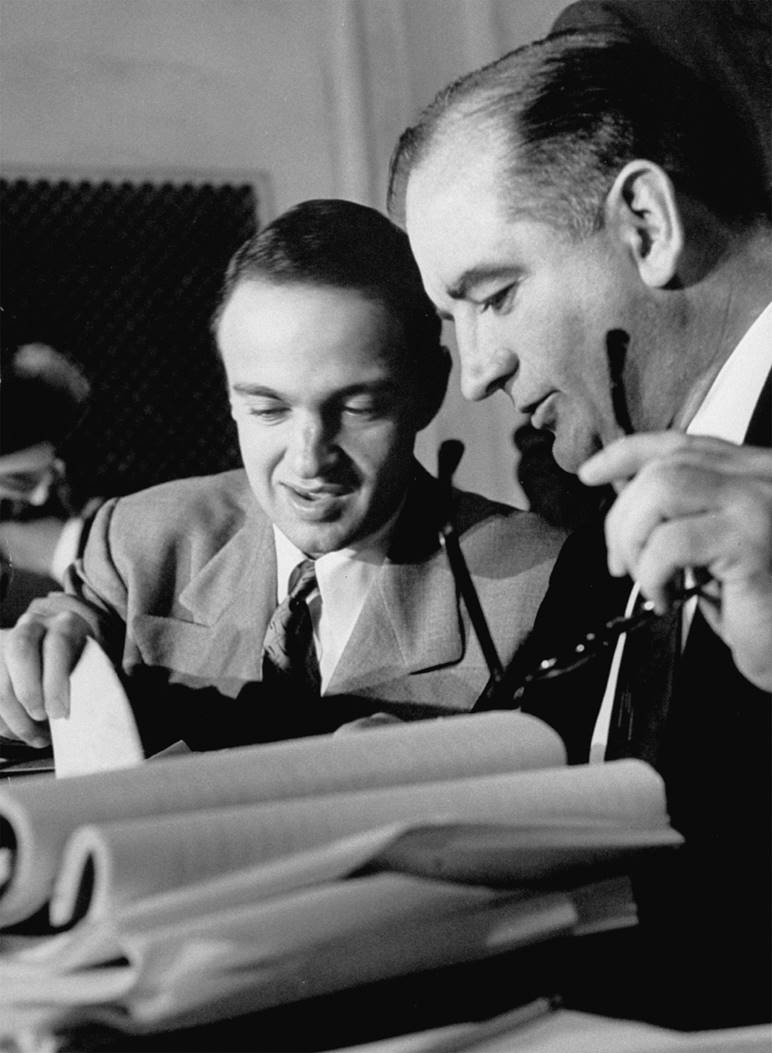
xmin=288 ymin=417 xmax=336 ymax=478
xmin=457 ymin=322 xmax=519 ymax=402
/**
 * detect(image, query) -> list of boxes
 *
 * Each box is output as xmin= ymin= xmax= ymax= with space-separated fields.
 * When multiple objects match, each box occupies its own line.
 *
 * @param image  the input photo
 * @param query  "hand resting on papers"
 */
xmin=0 ymin=602 xmax=421 ymax=751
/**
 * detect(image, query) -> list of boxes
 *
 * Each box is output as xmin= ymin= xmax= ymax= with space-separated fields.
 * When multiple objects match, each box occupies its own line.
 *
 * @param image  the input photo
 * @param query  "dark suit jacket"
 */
xmin=38 ymin=464 xmax=564 ymax=749
xmin=520 ymin=374 xmax=772 ymax=1028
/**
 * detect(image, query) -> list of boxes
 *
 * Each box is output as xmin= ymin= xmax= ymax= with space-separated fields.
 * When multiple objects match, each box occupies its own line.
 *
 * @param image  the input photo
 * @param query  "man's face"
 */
xmin=217 ymin=280 xmax=422 ymax=557
xmin=0 ymin=442 xmax=62 ymax=507
xmin=406 ymin=143 xmax=653 ymax=472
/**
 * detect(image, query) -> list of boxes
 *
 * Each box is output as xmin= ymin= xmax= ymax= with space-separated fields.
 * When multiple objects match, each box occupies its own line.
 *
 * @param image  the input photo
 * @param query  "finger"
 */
xmin=618 ymin=490 xmax=772 ymax=603
xmin=607 ymin=464 xmax=772 ymax=581
xmin=578 ymin=432 xmax=768 ymax=487
xmin=3 ymin=618 xmax=48 ymax=721
xmin=631 ymin=514 xmax=726 ymax=611
xmin=41 ymin=613 xmax=89 ymax=720
xmin=579 ymin=432 xmax=692 ymax=486
xmin=603 ymin=460 xmax=720 ymax=577
xmin=0 ymin=660 xmax=51 ymax=746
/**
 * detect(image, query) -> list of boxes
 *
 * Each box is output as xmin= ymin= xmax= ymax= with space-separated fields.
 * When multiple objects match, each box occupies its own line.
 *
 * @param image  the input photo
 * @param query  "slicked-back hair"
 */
xmin=212 ymin=199 xmax=442 ymax=367
xmin=388 ymin=31 xmax=770 ymax=238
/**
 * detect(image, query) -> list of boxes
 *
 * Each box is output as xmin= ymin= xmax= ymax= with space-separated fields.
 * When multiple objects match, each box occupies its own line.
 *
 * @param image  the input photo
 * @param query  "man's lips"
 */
xmin=284 ymin=482 xmax=353 ymax=500
xmin=281 ymin=481 xmax=356 ymax=519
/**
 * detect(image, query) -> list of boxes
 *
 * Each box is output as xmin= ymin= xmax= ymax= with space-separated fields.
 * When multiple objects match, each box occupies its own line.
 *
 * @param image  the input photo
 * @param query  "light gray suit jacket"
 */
xmin=41 ymin=465 xmax=564 ymax=746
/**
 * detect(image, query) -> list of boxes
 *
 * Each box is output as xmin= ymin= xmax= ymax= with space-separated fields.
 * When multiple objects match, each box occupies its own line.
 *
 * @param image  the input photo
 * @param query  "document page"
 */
xmin=51 ymin=639 xmax=144 ymax=777
xmin=0 ymin=710 xmax=564 ymax=927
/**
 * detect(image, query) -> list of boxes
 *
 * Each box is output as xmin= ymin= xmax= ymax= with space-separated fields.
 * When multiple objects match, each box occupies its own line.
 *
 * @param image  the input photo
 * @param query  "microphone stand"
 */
xmin=437 ymin=440 xmax=506 ymax=696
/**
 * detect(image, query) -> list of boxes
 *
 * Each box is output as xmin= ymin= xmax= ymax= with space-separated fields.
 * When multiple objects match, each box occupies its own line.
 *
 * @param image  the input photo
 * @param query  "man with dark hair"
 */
xmin=392 ymin=30 xmax=771 ymax=1028
xmin=515 ymin=0 xmax=771 ymax=535
xmin=0 ymin=198 xmax=563 ymax=752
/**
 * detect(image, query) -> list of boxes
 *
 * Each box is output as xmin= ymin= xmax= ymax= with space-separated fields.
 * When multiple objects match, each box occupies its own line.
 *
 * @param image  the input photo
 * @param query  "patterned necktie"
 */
xmin=262 ymin=558 xmax=320 ymax=696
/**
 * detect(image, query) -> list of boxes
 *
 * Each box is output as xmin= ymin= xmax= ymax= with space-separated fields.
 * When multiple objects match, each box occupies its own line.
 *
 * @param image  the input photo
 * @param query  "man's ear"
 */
xmin=604 ymin=161 xmax=684 ymax=288
xmin=414 ymin=345 xmax=452 ymax=430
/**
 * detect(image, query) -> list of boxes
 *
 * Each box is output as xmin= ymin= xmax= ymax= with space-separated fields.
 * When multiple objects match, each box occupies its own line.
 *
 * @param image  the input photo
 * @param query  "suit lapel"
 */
xmin=159 ymin=499 xmax=277 ymax=682
xmin=327 ymin=466 xmax=464 ymax=696
xmin=178 ymin=503 xmax=275 ymax=626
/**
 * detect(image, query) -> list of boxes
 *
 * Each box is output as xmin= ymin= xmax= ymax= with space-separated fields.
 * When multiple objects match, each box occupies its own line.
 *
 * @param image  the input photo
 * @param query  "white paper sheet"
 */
xmin=51 ymin=639 xmax=144 ymax=778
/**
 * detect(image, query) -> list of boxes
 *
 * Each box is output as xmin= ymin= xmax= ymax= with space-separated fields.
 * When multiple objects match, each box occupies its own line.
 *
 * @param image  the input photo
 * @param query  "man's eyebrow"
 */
xmin=231 ymin=380 xmax=398 ymax=399
xmin=447 ymin=266 xmax=518 ymax=301
xmin=231 ymin=383 xmax=281 ymax=397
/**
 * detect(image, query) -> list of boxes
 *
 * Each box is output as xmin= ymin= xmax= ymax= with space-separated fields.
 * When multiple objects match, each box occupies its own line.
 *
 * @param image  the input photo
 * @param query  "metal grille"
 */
xmin=0 ymin=174 xmax=258 ymax=497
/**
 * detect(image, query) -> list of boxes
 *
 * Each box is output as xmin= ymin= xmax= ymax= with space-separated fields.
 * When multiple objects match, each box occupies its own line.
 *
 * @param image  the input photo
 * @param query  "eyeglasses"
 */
xmin=470 ymin=581 xmax=706 ymax=712
xmin=438 ymin=328 xmax=707 ymax=710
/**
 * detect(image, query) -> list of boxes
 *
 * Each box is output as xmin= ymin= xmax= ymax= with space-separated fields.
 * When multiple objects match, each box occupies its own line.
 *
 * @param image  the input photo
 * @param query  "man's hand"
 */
xmin=579 ymin=433 xmax=772 ymax=691
xmin=0 ymin=602 xmax=94 ymax=746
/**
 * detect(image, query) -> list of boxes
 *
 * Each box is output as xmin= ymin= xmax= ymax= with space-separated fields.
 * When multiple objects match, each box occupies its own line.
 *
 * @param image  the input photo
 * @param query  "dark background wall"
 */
xmin=1 ymin=176 xmax=256 ymax=497
xmin=0 ymin=0 xmax=569 ymax=506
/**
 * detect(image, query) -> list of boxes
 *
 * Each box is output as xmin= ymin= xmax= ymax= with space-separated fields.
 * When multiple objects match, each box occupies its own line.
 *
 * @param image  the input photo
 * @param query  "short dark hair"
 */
xmin=388 ymin=31 xmax=770 ymax=237
xmin=213 ymin=198 xmax=442 ymax=363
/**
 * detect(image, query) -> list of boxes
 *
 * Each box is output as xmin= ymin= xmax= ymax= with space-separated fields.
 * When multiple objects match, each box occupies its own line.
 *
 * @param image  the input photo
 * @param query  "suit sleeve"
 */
xmin=24 ymin=497 xmax=129 ymax=662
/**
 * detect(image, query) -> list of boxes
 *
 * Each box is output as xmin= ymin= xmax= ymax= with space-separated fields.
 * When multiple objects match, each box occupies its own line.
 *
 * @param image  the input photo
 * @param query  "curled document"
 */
xmin=51 ymin=638 xmax=144 ymax=778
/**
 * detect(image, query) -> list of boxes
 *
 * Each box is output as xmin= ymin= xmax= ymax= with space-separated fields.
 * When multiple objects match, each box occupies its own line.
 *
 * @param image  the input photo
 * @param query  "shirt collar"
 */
xmin=686 ymin=300 xmax=772 ymax=441
xmin=272 ymin=498 xmax=404 ymax=602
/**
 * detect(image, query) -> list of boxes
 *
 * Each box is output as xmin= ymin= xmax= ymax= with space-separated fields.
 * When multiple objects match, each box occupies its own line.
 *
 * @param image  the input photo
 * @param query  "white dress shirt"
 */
xmin=272 ymin=506 xmax=402 ymax=693
xmin=50 ymin=517 xmax=86 ymax=584
xmin=590 ymin=301 xmax=772 ymax=761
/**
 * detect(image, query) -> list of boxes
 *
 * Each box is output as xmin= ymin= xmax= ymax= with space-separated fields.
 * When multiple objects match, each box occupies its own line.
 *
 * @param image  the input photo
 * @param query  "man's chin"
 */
xmin=551 ymin=431 xmax=603 ymax=475
xmin=280 ymin=518 xmax=360 ymax=559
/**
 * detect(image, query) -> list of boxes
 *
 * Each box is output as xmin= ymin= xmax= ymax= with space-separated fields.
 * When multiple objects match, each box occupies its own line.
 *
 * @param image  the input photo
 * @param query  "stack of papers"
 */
xmin=0 ymin=645 xmax=682 ymax=1049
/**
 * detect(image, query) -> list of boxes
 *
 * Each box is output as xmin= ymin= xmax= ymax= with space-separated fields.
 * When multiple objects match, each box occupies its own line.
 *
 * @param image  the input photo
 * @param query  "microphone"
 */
xmin=437 ymin=439 xmax=505 ymax=690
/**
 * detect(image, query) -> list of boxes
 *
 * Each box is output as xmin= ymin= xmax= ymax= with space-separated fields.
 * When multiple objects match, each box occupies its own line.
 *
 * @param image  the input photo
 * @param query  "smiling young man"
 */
xmin=0 ymin=198 xmax=563 ymax=752
xmin=390 ymin=30 xmax=771 ymax=1027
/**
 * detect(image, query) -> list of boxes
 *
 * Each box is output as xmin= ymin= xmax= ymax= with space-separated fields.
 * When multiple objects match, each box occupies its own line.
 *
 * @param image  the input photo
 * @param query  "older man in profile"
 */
xmin=390 ymin=30 xmax=771 ymax=1027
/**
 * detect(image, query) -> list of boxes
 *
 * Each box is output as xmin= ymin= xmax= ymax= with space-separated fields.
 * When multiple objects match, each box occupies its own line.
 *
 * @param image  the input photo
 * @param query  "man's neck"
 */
xmin=672 ymin=227 xmax=772 ymax=429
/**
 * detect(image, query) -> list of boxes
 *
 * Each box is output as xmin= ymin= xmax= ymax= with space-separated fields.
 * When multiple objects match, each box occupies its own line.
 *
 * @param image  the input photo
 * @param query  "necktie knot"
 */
xmin=261 ymin=557 xmax=320 ymax=695
xmin=287 ymin=558 xmax=317 ymax=610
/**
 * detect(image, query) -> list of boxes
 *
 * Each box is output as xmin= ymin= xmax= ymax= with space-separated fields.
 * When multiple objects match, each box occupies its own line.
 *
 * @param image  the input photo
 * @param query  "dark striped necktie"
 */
xmin=605 ymin=595 xmax=681 ymax=768
xmin=262 ymin=558 xmax=320 ymax=697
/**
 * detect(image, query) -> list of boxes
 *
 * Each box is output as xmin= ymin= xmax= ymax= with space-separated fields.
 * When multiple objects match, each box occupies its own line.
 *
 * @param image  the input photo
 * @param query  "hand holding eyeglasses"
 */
xmin=580 ymin=431 xmax=772 ymax=692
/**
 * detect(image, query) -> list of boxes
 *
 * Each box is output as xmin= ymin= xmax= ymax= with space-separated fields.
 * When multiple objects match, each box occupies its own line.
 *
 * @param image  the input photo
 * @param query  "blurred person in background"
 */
xmin=0 ymin=343 xmax=98 ymax=627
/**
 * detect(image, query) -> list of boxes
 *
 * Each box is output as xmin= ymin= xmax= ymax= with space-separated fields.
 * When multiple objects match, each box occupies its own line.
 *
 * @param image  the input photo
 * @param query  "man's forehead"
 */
xmin=406 ymin=126 xmax=506 ymax=207
xmin=219 ymin=280 xmax=410 ymax=382
xmin=405 ymin=144 xmax=515 ymax=298
xmin=220 ymin=279 xmax=393 ymax=327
